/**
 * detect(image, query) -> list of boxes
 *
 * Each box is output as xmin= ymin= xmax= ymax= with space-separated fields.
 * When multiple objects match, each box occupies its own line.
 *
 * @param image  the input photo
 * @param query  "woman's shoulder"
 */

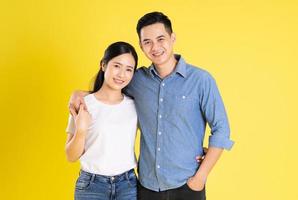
xmin=123 ymin=94 xmax=135 ymax=104
xmin=83 ymin=93 xmax=99 ymax=109
xmin=83 ymin=93 xmax=94 ymax=102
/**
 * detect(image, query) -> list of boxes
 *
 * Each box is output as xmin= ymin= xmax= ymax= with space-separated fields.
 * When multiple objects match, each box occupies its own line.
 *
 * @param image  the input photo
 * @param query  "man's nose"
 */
xmin=152 ymin=42 xmax=160 ymax=51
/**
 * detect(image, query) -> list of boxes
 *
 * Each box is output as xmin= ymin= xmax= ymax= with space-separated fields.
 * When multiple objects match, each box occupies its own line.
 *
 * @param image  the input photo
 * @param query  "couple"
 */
xmin=65 ymin=12 xmax=234 ymax=200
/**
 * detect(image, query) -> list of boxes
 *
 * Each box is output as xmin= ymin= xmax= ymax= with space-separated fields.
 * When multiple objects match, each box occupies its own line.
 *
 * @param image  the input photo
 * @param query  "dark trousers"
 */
xmin=137 ymin=182 xmax=206 ymax=200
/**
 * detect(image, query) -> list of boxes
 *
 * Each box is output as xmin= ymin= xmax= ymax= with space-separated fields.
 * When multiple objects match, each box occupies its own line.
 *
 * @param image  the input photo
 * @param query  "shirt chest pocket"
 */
xmin=166 ymin=94 xmax=198 ymax=114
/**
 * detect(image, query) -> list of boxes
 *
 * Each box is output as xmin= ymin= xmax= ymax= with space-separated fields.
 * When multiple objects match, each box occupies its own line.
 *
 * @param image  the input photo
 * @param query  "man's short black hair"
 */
xmin=136 ymin=11 xmax=173 ymax=39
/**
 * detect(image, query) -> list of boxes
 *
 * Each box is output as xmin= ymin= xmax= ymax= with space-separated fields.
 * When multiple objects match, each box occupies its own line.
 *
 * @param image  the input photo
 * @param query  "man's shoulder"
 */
xmin=133 ymin=66 xmax=150 ymax=79
xmin=136 ymin=66 xmax=149 ymax=73
xmin=185 ymin=62 xmax=212 ymax=80
xmin=127 ymin=66 xmax=150 ymax=91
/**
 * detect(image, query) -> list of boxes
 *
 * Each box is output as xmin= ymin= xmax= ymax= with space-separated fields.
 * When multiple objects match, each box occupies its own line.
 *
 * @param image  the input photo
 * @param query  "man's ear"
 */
xmin=171 ymin=32 xmax=176 ymax=43
xmin=139 ymin=40 xmax=144 ymax=51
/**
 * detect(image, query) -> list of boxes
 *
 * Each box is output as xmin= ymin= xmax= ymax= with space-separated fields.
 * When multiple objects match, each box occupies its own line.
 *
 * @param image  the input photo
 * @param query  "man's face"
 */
xmin=139 ymin=23 xmax=175 ymax=66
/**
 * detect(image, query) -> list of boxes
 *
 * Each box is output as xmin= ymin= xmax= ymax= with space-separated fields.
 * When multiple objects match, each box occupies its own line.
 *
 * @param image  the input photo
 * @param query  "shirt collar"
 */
xmin=148 ymin=54 xmax=187 ymax=78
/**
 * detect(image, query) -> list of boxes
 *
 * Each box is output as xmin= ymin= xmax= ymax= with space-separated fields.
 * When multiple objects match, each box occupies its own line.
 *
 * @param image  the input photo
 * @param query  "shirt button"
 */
xmin=160 ymin=98 xmax=163 ymax=102
xmin=182 ymin=95 xmax=186 ymax=99
xmin=158 ymin=131 xmax=162 ymax=135
xmin=157 ymin=165 xmax=160 ymax=169
xmin=162 ymin=83 xmax=165 ymax=86
xmin=159 ymin=115 xmax=162 ymax=118
xmin=157 ymin=148 xmax=160 ymax=151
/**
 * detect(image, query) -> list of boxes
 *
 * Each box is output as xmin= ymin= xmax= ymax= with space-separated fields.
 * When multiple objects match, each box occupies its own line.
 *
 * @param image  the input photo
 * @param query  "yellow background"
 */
xmin=1 ymin=0 xmax=297 ymax=199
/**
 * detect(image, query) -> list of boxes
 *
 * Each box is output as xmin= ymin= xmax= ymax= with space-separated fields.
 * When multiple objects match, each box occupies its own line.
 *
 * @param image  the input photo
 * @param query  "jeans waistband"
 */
xmin=79 ymin=169 xmax=135 ymax=183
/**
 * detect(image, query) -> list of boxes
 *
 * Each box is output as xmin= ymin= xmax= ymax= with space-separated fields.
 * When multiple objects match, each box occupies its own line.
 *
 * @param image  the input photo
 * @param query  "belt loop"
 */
xmin=90 ymin=174 xmax=95 ymax=182
xmin=125 ymin=170 xmax=129 ymax=181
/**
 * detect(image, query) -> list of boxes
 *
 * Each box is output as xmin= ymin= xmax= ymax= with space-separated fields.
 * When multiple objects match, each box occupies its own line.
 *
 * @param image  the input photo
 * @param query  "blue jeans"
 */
xmin=75 ymin=169 xmax=137 ymax=200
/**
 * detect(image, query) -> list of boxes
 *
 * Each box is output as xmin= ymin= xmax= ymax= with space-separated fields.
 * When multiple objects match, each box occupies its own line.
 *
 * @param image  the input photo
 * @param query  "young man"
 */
xmin=70 ymin=12 xmax=234 ymax=200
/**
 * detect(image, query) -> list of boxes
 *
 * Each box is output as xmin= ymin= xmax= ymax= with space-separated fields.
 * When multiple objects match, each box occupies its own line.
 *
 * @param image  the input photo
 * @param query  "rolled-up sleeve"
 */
xmin=200 ymin=72 xmax=234 ymax=150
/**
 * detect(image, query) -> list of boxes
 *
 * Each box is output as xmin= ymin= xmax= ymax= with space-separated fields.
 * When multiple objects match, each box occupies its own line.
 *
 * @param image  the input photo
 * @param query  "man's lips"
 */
xmin=152 ymin=51 xmax=164 ymax=57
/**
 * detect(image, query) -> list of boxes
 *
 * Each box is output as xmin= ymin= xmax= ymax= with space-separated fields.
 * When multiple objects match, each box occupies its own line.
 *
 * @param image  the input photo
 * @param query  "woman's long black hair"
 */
xmin=90 ymin=41 xmax=138 ymax=93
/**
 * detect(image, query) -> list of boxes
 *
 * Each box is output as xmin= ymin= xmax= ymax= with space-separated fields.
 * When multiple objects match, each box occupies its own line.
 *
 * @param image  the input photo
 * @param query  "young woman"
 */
xmin=65 ymin=41 xmax=138 ymax=200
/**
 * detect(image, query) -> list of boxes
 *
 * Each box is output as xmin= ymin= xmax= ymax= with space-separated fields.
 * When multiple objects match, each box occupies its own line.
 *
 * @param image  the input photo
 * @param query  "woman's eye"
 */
xmin=114 ymin=64 xmax=120 ymax=68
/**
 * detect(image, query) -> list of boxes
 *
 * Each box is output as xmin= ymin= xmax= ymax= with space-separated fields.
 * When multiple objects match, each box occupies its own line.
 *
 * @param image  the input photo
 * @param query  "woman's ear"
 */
xmin=100 ymin=61 xmax=106 ymax=72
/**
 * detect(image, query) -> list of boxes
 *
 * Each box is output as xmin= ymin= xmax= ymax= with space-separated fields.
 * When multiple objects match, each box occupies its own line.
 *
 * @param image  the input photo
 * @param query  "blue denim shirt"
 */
xmin=126 ymin=55 xmax=234 ymax=191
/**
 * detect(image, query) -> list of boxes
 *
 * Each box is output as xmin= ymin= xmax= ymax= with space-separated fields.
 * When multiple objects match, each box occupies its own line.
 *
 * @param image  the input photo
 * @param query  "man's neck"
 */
xmin=154 ymin=55 xmax=177 ymax=79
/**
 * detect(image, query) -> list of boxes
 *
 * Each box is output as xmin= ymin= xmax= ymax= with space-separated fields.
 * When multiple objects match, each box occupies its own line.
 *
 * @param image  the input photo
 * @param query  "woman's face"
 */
xmin=102 ymin=53 xmax=135 ymax=91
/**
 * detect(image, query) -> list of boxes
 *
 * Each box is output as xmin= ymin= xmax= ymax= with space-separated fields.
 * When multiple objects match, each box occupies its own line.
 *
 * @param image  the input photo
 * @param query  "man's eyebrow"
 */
xmin=156 ymin=35 xmax=165 ymax=39
xmin=142 ymin=38 xmax=151 ymax=42
xmin=142 ymin=35 xmax=165 ymax=42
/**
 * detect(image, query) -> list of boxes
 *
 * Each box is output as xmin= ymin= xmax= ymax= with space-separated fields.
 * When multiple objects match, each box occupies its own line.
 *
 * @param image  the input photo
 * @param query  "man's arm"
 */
xmin=68 ymin=90 xmax=89 ymax=116
xmin=188 ymin=73 xmax=234 ymax=191
xmin=187 ymin=147 xmax=223 ymax=191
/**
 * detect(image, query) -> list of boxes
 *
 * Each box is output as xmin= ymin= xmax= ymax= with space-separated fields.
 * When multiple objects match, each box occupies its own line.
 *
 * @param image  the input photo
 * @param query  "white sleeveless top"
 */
xmin=66 ymin=94 xmax=138 ymax=176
